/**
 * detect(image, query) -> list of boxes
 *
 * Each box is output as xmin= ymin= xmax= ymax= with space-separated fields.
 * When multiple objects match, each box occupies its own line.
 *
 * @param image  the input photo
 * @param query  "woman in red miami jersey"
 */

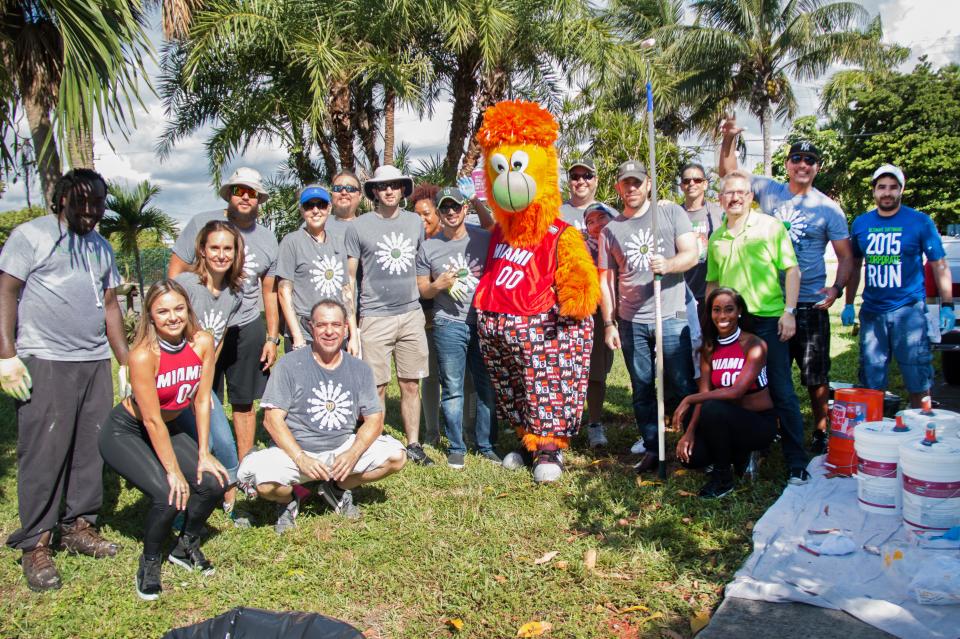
xmin=672 ymin=287 xmax=778 ymax=499
xmin=98 ymin=280 xmax=228 ymax=601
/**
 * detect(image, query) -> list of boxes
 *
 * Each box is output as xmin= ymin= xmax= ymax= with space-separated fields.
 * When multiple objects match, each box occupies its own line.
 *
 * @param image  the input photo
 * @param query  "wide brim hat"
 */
xmin=363 ymin=165 xmax=414 ymax=201
xmin=219 ymin=167 xmax=270 ymax=203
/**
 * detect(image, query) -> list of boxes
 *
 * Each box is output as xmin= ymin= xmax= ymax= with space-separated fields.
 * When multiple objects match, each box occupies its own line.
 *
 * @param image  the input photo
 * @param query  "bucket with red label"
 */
xmin=899 ymin=434 xmax=960 ymax=531
xmin=827 ymin=388 xmax=884 ymax=475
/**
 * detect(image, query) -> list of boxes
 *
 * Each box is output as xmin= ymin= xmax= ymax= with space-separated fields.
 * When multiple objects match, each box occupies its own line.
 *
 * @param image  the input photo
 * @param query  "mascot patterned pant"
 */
xmin=477 ymin=308 xmax=592 ymax=442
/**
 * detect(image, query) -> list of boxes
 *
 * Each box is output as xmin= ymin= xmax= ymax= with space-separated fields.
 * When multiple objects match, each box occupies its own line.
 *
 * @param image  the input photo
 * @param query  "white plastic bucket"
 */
xmin=899 ymin=436 xmax=960 ymax=531
xmin=901 ymin=408 xmax=960 ymax=439
xmin=855 ymin=419 xmax=916 ymax=515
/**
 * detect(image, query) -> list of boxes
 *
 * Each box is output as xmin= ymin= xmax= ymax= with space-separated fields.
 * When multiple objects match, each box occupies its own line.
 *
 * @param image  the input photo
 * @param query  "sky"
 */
xmin=1 ymin=0 xmax=958 ymax=225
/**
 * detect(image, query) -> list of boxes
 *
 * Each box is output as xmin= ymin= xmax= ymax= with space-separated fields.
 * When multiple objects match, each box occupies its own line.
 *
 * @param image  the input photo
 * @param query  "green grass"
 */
xmin=0 ymin=316 xmax=912 ymax=638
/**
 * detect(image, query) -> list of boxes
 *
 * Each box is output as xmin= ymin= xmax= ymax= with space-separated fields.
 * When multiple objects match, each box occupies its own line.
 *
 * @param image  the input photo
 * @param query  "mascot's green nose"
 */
xmin=492 ymin=171 xmax=537 ymax=212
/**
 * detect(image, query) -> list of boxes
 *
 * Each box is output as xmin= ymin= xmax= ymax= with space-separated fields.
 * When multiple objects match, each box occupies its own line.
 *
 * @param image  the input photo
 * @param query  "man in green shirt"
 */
xmin=706 ymin=170 xmax=809 ymax=484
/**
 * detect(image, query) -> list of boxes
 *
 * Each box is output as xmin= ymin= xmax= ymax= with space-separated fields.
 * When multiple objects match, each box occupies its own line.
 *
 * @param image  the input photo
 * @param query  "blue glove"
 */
xmin=940 ymin=306 xmax=956 ymax=332
xmin=840 ymin=304 xmax=856 ymax=326
xmin=456 ymin=175 xmax=476 ymax=201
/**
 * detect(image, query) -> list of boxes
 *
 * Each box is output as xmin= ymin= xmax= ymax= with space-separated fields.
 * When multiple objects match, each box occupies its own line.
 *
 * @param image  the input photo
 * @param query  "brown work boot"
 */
xmin=59 ymin=518 xmax=118 ymax=558
xmin=21 ymin=532 xmax=61 ymax=592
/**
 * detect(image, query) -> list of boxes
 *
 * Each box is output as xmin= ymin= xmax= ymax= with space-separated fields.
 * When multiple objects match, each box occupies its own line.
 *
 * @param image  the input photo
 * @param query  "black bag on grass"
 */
xmin=162 ymin=607 xmax=364 ymax=639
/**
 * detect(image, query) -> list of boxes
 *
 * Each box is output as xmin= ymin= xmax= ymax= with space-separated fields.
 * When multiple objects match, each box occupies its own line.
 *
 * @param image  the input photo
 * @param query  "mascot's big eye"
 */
xmin=490 ymin=153 xmax=509 ymax=175
xmin=510 ymin=150 xmax=530 ymax=172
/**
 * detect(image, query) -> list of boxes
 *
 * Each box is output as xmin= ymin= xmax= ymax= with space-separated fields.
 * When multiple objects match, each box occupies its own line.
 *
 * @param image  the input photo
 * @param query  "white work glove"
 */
xmin=117 ymin=365 xmax=132 ymax=399
xmin=0 ymin=356 xmax=32 ymax=401
xmin=457 ymin=175 xmax=477 ymax=201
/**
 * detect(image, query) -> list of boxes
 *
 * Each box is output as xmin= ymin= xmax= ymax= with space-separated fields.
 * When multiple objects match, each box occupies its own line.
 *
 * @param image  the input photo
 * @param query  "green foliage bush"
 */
xmin=0 ymin=206 xmax=45 ymax=248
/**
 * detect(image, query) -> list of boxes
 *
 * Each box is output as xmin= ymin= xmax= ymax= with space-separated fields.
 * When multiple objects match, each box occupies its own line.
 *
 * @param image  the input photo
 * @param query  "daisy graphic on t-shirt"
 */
xmin=242 ymin=245 xmax=260 ymax=284
xmin=201 ymin=309 xmax=227 ymax=344
xmin=774 ymin=204 xmax=808 ymax=244
xmin=307 ymin=381 xmax=353 ymax=430
xmin=310 ymin=254 xmax=344 ymax=296
xmin=624 ymin=228 xmax=664 ymax=271
xmin=375 ymin=232 xmax=415 ymax=275
xmin=445 ymin=252 xmax=481 ymax=300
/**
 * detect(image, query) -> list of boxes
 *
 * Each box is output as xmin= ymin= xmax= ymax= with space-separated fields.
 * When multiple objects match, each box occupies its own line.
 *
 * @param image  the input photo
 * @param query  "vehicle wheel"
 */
xmin=943 ymin=351 xmax=960 ymax=385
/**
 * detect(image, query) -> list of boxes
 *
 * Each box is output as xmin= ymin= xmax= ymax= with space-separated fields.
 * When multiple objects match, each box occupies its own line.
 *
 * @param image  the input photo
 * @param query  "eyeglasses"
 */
xmin=375 ymin=181 xmax=404 ymax=191
xmin=309 ymin=321 xmax=345 ymax=330
xmin=569 ymin=172 xmax=595 ymax=182
xmin=230 ymin=185 xmax=259 ymax=199
xmin=789 ymin=154 xmax=818 ymax=166
xmin=302 ymin=199 xmax=329 ymax=210
xmin=331 ymin=184 xmax=360 ymax=194
xmin=680 ymin=177 xmax=706 ymax=185
xmin=720 ymin=189 xmax=751 ymax=198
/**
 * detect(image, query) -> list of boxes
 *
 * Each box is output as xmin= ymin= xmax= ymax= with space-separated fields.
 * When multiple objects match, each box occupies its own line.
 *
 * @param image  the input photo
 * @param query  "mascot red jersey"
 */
xmin=472 ymin=100 xmax=600 ymax=483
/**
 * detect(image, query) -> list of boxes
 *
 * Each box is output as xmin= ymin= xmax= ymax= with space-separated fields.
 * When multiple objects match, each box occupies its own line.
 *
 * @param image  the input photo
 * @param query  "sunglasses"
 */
xmin=789 ymin=154 xmax=818 ymax=166
xmin=302 ymin=199 xmax=329 ymax=210
xmin=680 ymin=177 xmax=706 ymax=185
xmin=569 ymin=172 xmax=595 ymax=182
xmin=438 ymin=202 xmax=461 ymax=212
xmin=331 ymin=184 xmax=360 ymax=194
xmin=375 ymin=181 xmax=404 ymax=191
xmin=230 ymin=185 xmax=259 ymax=199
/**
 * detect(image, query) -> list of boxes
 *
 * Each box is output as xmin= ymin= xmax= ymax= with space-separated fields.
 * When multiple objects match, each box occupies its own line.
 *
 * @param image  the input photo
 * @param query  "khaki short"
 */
xmin=359 ymin=308 xmax=429 ymax=385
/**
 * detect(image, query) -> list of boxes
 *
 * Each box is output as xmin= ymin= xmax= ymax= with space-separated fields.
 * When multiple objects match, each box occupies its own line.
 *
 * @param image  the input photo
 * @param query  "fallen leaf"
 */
xmin=516 ymin=621 xmax=552 ymax=637
xmin=584 ymin=548 xmax=597 ymax=570
xmin=554 ymin=561 xmax=569 ymax=570
xmin=601 ymin=572 xmax=632 ymax=580
xmin=690 ymin=610 xmax=711 ymax=634
xmin=745 ymin=520 xmax=755 ymax=532
xmin=617 ymin=518 xmax=630 ymax=527
xmin=682 ymin=517 xmax=692 ymax=524
xmin=446 ymin=618 xmax=464 ymax=632
xmin=494 ymin=575 xmax=507 ymax=583
xmin=637 ymin=612 xmax=664 ymax=625
xmin=619 ymin=605 xmax=650 ymax=614
xmin=534 ymin=551 xmax=559 ymax=565
xmin=677 ymin=490 xmax=696 ymax=497
xmin=496 ymin=492 xmax=510 ymax=498
xmin=636 ymin=478 xmax=662 ymax=488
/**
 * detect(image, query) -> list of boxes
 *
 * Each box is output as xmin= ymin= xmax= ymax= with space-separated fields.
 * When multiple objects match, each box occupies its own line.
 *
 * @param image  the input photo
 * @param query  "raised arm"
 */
xmin=717 ymin=116 xmax=743 ymax=177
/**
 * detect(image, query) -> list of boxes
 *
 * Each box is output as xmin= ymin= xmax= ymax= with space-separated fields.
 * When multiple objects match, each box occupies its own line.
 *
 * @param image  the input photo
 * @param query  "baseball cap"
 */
xmin=788 ymin=141 xmax=821 ymax=162
xmin=567 ymin=156 xmax=597 ymax=173
xmin=617 ymin=160 xmax=648 ymax=182
xmin=871 ymin=163 xmax=906 ymax=188
xmin=299 ymin=185 xmax=330 ymax=205
xmin=583 ymin=202 xmax=616 ymax=221
xmin=434 ymin=186 xmax=466 ymax=206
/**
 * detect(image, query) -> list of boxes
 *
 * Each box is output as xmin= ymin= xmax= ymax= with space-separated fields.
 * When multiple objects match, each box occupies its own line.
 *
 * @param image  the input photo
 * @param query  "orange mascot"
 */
xmin=472 ymin=100 xmax=600 ymax=483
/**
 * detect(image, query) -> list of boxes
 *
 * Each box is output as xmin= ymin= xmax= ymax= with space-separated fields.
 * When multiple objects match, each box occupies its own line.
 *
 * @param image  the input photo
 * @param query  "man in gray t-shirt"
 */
xmin=237 ymin=300 xmax=406 ymax=529
xmin=344 ymin=165 xmax=432 ymax=466
xmin=598 ymin=160 xmax=699 ymax=471
xmin=720 ymin=117 xmax=854 ymax=453
xmin=167 ymin=167 xmax=280 ymax=462
xmin=559 ymin=155 xmax=614 ymax=232
xmin=0 ymin=169 xmax=128 ymax=589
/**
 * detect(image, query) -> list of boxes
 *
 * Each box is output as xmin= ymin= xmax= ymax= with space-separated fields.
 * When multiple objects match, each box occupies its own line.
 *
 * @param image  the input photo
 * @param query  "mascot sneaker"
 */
xmin=532 ymin=449 xmax=564 ymax=483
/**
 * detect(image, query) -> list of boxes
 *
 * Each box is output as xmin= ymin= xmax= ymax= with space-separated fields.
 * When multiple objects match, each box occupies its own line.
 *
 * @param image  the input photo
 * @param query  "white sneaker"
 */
xmin=532 ymin=449 xmax=564 ymax=483
xmin=502 ymin=451 xmax=526 ymax=470
xmin=587 ymin=423 xmax=608 ymax=449
xmin=630 ymin=439 xmax=647 ymax=455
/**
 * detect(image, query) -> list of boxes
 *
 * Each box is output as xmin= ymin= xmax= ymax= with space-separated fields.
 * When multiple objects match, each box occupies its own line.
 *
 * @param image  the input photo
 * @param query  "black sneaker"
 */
xmin=810 ymin=430 xmax=827 ymax=455
xmin=318 ymin=480 xmax=361 ymax=519
xmin=698 ymin=476 xmax=734 ymax=499
xmin=406 ymin=443 xmax=435 ymax=466
xmin=788 ymin=468 xmax=811 ymax=486
xmin=447 ymin=452 xmax=465 ymax=469
xmin=633 ymin=452 xmax=659 ymax=474
xmin=480 ymin=450 xmax=503 ymax=465
xmin=136 ymin=554 xmax=163 ymax=601
xmin=168 ymin=533 xmax=214 ymax=576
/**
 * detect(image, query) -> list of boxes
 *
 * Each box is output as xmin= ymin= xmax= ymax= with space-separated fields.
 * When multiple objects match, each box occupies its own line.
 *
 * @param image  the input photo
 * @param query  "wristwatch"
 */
xmin=603 ymin=320 xmax=617 ymax=328
xmin=784 ymin=306 xmax=796 ymax=315
xmin=266 ymin=336 xmax=281 ymax=345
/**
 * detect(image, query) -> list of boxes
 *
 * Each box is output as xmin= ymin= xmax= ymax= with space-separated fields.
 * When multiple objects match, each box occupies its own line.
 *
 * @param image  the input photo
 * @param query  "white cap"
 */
xmin=871 ymin=164 xmax=905 ymax=188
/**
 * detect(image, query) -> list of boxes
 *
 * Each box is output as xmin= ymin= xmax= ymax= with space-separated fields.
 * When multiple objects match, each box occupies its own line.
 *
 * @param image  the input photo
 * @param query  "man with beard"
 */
xmin=843 ymin=164 xmax=953 ymax=408
xmin=168 ymin=167 xmax=279 ymax=462
xmin=0 ymin=169 xmax=129 ymax=590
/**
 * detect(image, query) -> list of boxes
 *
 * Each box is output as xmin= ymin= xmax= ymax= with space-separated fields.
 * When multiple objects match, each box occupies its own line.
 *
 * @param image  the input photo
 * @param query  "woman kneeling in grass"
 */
xmin=673 ymin=287 xmax=778 ymax=499
xmin=98 ymin=280 xmax=228 ymax=600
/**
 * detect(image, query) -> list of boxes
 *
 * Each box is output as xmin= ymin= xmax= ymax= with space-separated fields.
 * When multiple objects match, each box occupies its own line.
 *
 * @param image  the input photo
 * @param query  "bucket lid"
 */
xmin=899 ymin=435 xmax=960 ymax=461
xmin=855 ymin=419 xmax=916 ymax=441
xmin=902 ymin=408 xmax=960 ymax=426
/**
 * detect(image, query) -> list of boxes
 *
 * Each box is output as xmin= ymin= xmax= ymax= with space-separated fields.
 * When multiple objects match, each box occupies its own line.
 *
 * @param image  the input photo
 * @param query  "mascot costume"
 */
xmin=471 ymin=100 xmax=601 ymax=483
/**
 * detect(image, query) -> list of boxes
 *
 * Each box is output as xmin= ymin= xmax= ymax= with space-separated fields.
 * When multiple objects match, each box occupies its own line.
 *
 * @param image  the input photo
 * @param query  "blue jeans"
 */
xmin=750 ymin=315 xmax=808 ymax=471
xmin=178 ymin=392 xmax=239 ymax=484
xmin=619 ymin=318 xmax=696 ymax=449
xmin=433 ymin=318 xmax=497 ymax=454
xmin=859 ymin=301 xmax=932 ymax=393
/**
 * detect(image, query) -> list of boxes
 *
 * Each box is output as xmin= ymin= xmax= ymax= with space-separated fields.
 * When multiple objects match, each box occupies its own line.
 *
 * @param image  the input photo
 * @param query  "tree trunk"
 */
xmin=24 ymin=95 xmax=62 ymax=209
xmin=761 ymin=102 xmax=773 ymax=176
xmin=443 ymin=49 xmax=480 ymax=181
xmin=329 ymin=78 xmax=354 ymax=171
xmin=67 ymin=125 xmax=95 ymax=170
xmin=459 ymin=69 xmax=507 ymax=177
xmin=353 ymin=84 xmax=380 ymax=171
xmin=383 ymin=86 xmax=396 ymax=166
xmin=315 ymin=133 xmax=338 ymax=179
xmin=133 ymin=241 xmax=145 ymax=297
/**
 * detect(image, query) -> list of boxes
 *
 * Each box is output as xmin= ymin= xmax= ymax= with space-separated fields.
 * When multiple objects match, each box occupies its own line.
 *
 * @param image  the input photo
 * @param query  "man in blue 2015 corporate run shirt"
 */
xmin=844 ymin=164 xmax=954 ymax=407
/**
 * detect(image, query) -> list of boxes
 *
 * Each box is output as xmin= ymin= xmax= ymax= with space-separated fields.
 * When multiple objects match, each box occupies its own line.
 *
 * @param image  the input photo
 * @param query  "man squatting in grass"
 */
xmin=0 ymin=169 xmax=129 ymax=591
xmin=720 ymin=117 xmax=853 ymax=456
xmin=168 ymin=167 xmax=280 ymax=463
xmin=238 ymin=299 xmax=406 ymax=533
xmin=843 ymin=164 xmax=954 ymax=408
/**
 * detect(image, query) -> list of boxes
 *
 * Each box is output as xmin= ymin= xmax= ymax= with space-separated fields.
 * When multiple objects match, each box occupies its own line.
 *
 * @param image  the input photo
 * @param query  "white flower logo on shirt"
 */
xmin=624 ymin=228 xmax=663 ymax=271
xmin=375 ymin=232 xmax=415 ymax=275
xmin=775 ymin=204 xmax=807 ymax=244
xmin=445 ymin=252 xmax=481 ymax=300
xmin=242 ymin=246 xmax=260 ymax=283
xmin=307 ymin=381 xmax=353 ymax=431
xmin=310 ymin=254 xmax=344 ymax=296
xmin=201 ymin=309 xmax=227 ymax=344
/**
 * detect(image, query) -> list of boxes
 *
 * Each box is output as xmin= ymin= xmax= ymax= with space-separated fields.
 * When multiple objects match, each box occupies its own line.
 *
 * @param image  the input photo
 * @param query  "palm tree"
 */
xmin=667 ymin=0 xmax=894 ymax=174
xmin=101 ymin=180 xmax=179 ymax=295
xmin=0 ymin=0 xmax=151 ymax=205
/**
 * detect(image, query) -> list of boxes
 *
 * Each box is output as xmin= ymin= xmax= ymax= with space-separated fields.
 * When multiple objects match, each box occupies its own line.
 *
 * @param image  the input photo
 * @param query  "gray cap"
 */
xmin=435 ymin=186 xmax=466 ymax=206
xmin=616 ymin=160 xmax=648 ymax=182
xmin=567 ymin=156 xmax=596 ymax=173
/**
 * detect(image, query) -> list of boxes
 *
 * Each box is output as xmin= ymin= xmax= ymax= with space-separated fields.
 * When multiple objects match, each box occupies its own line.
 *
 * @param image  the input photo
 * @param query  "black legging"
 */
xmin=98 ymin=404 xmax=226 ymax=558
xmin=684 ymin=399 xmax=778 ymax=472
